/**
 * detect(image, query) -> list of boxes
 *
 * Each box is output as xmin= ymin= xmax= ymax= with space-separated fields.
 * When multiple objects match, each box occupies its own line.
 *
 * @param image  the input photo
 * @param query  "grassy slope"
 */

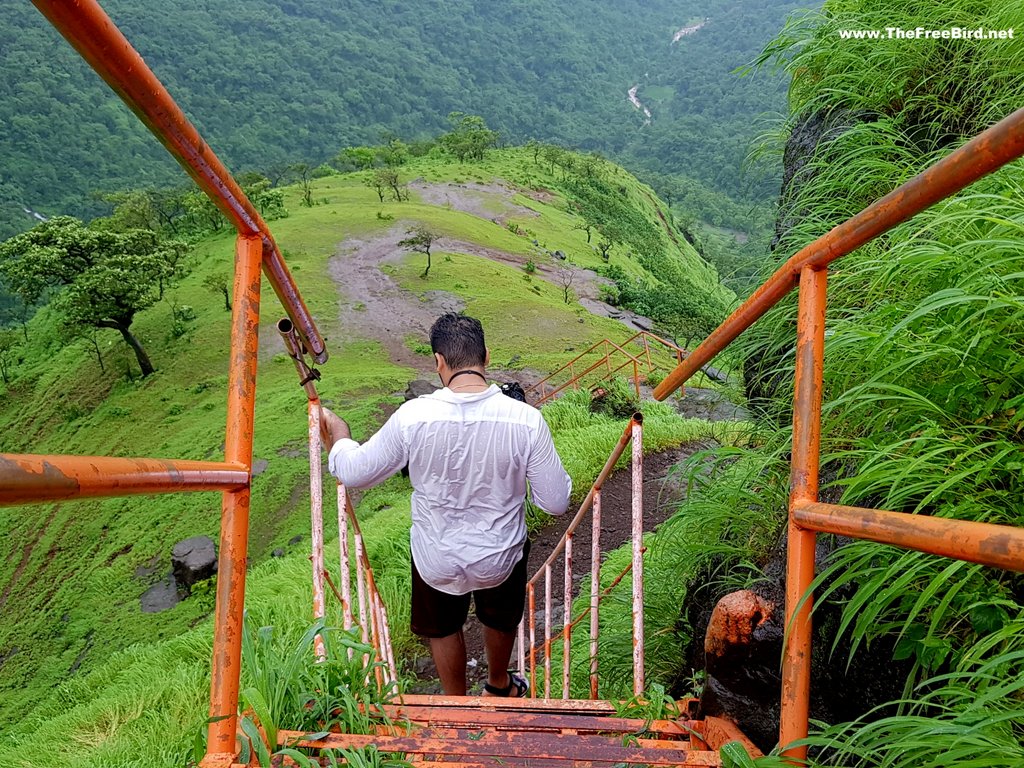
xmin=0 ymin=148 xmax=729 ymax=762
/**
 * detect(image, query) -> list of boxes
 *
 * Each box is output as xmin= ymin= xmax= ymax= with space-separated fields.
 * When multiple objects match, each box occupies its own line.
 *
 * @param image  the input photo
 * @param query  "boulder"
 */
xmin=405 ymin=379 xmax=439 ymax=401
xmin=171 ymin=535 xmax=217 ymax=594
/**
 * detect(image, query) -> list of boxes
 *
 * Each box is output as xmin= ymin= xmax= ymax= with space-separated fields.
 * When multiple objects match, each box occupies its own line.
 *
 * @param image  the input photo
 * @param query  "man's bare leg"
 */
xmin=482 ymin=625 xmax=519 ymax=696
xmin=429 ymin=630 xmax=467 ymax=695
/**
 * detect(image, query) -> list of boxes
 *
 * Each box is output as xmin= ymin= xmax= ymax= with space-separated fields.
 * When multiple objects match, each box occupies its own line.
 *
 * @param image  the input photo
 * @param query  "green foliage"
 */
xmin=398 ymin=224 xmax=439 ymax=278
xmin=439 ymin=113 xmax=499 ymax=163
xmin=0 ymin=216 xmax=189 ymax=376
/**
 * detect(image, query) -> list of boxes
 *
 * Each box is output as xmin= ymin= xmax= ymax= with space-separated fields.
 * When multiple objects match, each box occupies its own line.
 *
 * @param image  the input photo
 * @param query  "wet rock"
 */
xmin=685 ymin=527 xmax=912 ymax=753
xmin=141 ymin=575 xmax=180 ymax=613
xmin=673 ymin=387 xmax=748 ymax=422
xmin=171 ymin=535 xmax=217 ymax=595
xmin=406 ymin=379 xmax=439 ymax=400
xmin=700 ymin=590 xmax=782 ymax=749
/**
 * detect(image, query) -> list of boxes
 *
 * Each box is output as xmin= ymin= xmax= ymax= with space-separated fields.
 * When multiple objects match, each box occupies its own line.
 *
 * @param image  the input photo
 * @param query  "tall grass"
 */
xmin=614 ymin=0 xmax=1024 ymax=762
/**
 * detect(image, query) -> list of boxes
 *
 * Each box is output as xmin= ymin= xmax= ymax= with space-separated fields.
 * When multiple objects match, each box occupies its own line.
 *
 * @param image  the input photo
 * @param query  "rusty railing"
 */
xmin=650 ymin=105 xmax=1024 ymax=760
xmin=0 ymin=3 xmax=332 ymax=766
xmin=279 ymin=320 xmax=397 ymax=683
xmin=525 ymin=331 xmax=686 ymax=407
xmin=518 ymin=413 xmax=646 ymax=699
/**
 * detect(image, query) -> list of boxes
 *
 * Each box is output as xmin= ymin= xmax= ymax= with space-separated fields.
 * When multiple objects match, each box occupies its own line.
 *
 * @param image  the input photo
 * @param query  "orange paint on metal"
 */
xmin=206 ymin=235 xmax=262 ymax=758
xmin=525 ymin=332 xmax=685 ymax=406
xmin=702 ymin=716 xmax=764 ymax=757
xmin=30 ymin=0 xmax=326 ymax=362
xmin=653 ymin=106 xmax=1024 ymax=402
xmin=589 ymin=488 xmax=602 ymax=699
xmin=395 ymin=694 xmax=618 ymax=713
xmin=563 ymin=531 xmax=573 ymax=698
xmin=0 ymin=454 xmax=247 ymax=506
xmin=795 ymin=501 xmax=1024 ymax=572
xmin=779 ymin=266 xmax=827 ymax=762
xmin=704 ymin=590 xmax=776 ymax=660
xmin=308 ymin=400 xmax=327 ymax=661
xmin=375 ymin=704 xmax=695 ymax=737
xmin=277 ymin=729 xmax=720 ymax=765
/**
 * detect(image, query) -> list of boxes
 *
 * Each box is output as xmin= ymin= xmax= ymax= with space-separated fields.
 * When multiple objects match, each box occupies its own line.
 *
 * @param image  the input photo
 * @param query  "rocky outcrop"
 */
xmin=744 ymin=109 xmax=867 ymax=416
xmin=682 ymin=531 xmax=912 ymax=753
xmin=171 ymin=535 xmax=217 ymax=594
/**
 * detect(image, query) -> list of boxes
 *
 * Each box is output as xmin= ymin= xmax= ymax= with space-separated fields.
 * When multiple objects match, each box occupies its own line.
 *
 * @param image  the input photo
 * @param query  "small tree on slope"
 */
xmin=0 ymin=216 xmax=188 ymax=377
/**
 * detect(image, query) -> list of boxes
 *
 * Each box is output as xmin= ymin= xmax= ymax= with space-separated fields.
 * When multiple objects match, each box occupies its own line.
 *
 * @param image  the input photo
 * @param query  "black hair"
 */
xmin=429 ymin=313 xmax=486 ymax=370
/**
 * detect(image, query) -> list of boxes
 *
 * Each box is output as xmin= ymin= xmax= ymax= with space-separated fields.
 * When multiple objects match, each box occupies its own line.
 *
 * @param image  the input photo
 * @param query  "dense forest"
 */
xmin=0 ymin=0 xmax=812 ymax=246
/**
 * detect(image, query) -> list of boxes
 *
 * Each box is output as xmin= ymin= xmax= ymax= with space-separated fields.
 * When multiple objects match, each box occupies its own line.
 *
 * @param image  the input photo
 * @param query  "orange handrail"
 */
xmin=528 ymin=331 xmax=685 ymax=406
xmin=30 ymin=0 xmax=327 ymax=364
xmin=649 ymin=104 xmax=1024 ymax=761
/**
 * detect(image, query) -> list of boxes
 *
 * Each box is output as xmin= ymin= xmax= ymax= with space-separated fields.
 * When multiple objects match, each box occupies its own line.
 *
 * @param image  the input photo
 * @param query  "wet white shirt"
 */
xmin=328 ymin=384 xmax=572 ymax=595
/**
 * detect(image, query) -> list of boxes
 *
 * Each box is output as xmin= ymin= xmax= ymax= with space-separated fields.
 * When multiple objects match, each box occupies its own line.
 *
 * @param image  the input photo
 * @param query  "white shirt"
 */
xmin=328 ymin=384 xmax=572 ymax=595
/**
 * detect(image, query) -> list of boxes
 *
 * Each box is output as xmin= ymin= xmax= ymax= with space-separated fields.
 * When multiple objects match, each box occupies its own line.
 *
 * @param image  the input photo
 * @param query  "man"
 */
xmin=321 ymin=313 xmax=571 ymax=697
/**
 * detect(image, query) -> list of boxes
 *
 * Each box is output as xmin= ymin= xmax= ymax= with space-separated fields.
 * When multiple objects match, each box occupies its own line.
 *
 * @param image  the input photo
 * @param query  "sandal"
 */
xmin=484 ymin=671 xmax=529 ymax=698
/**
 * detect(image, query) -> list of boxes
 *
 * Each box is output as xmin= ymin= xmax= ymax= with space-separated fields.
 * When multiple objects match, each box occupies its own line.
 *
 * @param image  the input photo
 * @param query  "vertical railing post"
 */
xmin=563 ymin=532 xmax=573 ymax=698
xmin=205 ymin=235 xmax=262 ymax=763
xmin=337 ymin=485 xmax=354 ymax=632
xmin=630 ymin=416 xmax=645 ymax=696
xmin=308 ymin=401 xmax=326 ymax=660
xmin=528 ymin=583 xmax=537 ymax=697
xmin=589 ymin=489 xmax=602 ymax=699
xmin=544 ymin=564 xmax=552 ymax=698
xmin=780 ymin=265 xmax=828 ymax=761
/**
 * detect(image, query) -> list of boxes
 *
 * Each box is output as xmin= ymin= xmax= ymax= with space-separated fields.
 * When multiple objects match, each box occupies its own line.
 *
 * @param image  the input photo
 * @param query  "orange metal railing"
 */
xmin=651 ymin=105 xmax=1024 ymax=760
xmin=525 ymin=331 xmax=686 ymax=406
xmin=0 ymin=3 xmax=331 ymax=766
xmin=518 ymin=414 xmax=647 ymax=699
xmin=279 ymin=321 xmax=397 ymax=684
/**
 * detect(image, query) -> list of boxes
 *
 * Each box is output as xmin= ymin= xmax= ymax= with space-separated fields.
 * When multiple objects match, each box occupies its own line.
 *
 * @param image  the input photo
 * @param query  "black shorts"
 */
xmin=411 ymin=539 xmax=531 ymax=638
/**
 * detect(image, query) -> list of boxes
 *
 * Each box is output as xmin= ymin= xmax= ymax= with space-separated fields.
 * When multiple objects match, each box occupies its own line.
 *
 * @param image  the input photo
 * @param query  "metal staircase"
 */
xmin=267 ymin=695 xmax=756 ymax=767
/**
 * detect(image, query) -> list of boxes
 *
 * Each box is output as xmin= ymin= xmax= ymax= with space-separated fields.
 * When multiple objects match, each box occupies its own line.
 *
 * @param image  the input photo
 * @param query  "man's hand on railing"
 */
xmin=319 ymin=407 xmax=351 ymax=449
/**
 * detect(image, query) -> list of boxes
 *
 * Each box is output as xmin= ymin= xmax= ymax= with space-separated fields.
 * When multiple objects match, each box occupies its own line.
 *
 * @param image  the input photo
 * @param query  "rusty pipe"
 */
xmin=779 ymin=266 xmax=827 ymax=761
xmin=206 ymin=234 xmax=262 ymax=759
xmin=630 ymin=420 xmax=645 ymax=696
xmin=0 ymin=454 xmax=247 ymax=506
xmin=529 ymin=414 xmax=642 ymax=585
xmin=278 ymin=318 xmax=321 ymax=401
xmin=653 ymin=105 xmax=1024 ymax=401
xmin=794 ymin=501 xmax=1024 ymax=573
xmin=31 ymin=0 xmax=327 ymax=363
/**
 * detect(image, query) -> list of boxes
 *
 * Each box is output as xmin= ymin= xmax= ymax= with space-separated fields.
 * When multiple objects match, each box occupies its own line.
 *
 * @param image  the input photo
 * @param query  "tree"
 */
xmin=399 ymin=225 xmax=439 ymax=278
xmin=368 ymin=168 xmax=407 ymax=203
xmin=379 ymin=137 xmax=410 ymax=167
xmin=555 ymin=264 xmax=579 ymax=305
xmin=0 ymin=216 xmax=189 ymax=377
xmin=291 ymin=163 xmax=315 ymax=207
xmin=336 ymin=146 xmax=377 ymax=171
xmin=440 ymin=112 xmax=498 ymax=162
xmin=0 ymin=329 xmax=17 ymax=383
xmin=365 ymin=171 xmax=387 ymax=203
xmin=203 ymin=272 xmax=232 ymax=311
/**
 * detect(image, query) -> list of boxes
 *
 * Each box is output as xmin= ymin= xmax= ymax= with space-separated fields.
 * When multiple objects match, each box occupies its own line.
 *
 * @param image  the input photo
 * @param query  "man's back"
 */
xmin=329 ymin=385 xmax=571 ymax=595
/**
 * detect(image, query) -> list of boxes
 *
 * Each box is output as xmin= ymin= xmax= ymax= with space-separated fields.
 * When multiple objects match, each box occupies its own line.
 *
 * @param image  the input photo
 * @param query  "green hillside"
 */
xmin=0 ymin=146 xmax=733 ymax=759
xmin=1 ymin=0 xmax=816 ymax=242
